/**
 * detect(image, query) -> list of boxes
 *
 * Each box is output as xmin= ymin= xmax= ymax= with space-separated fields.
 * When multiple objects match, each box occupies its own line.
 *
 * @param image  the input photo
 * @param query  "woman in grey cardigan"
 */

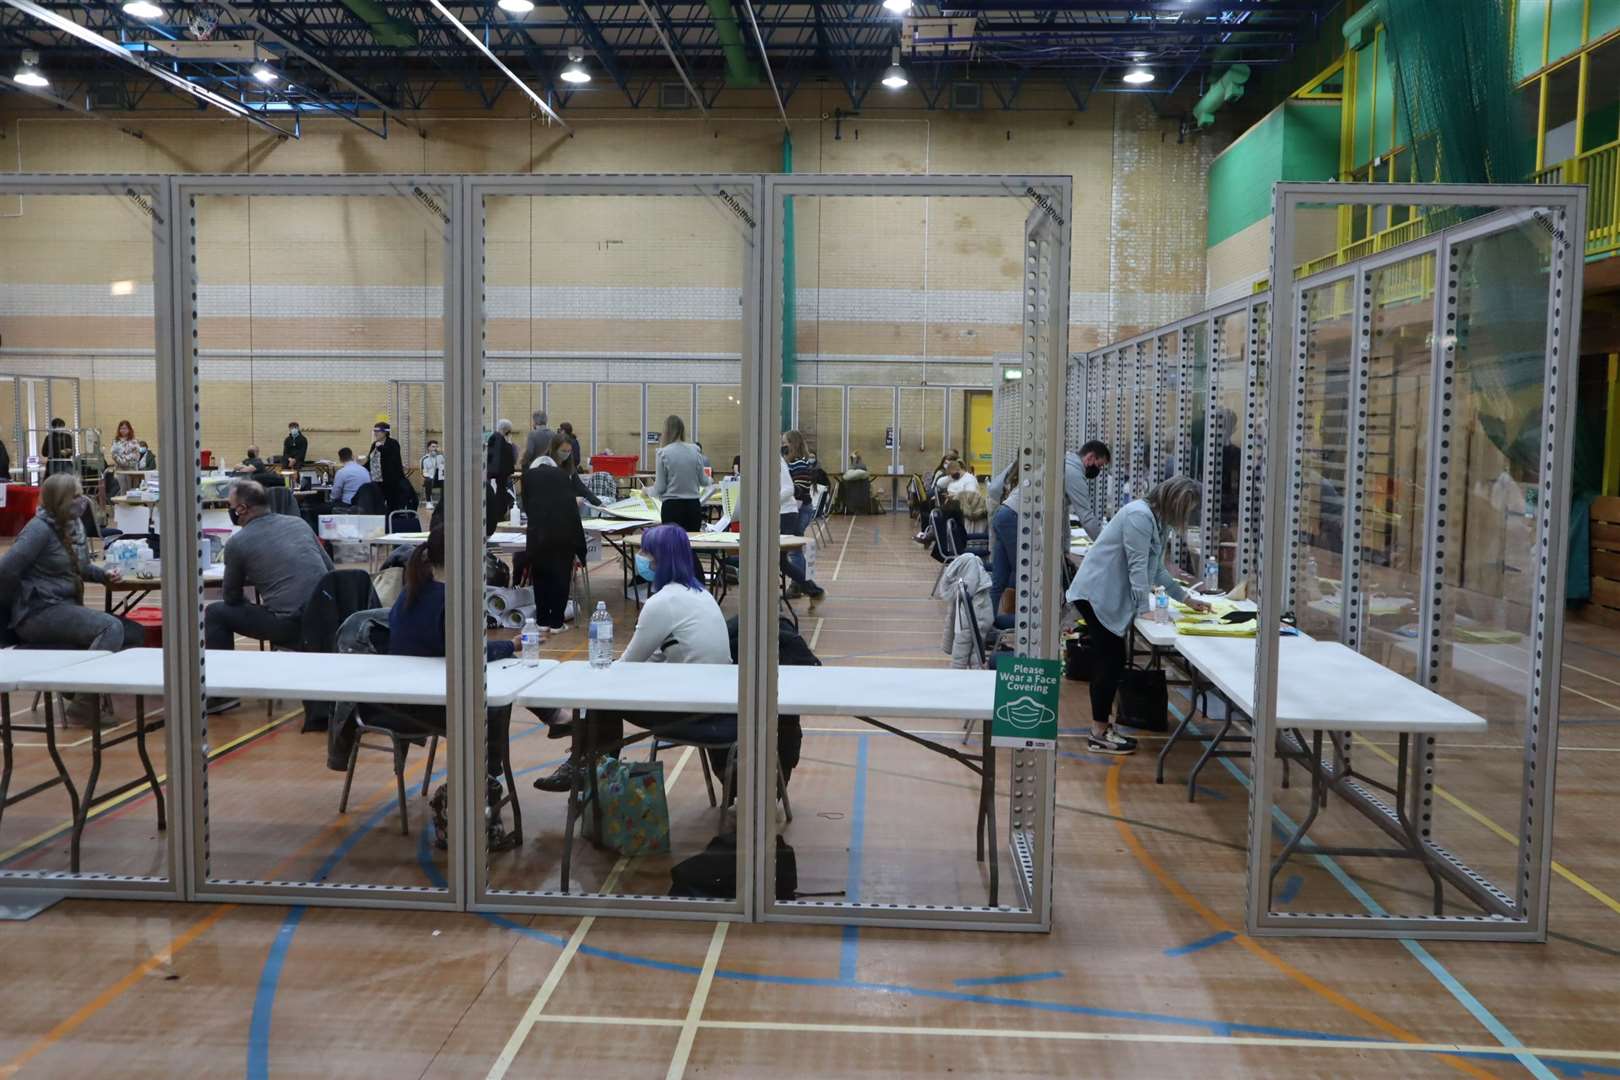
xmin=0 ymin=474 xmax=144 ymax=725
xmin=651 ymin=414 xmax=707 ymax=533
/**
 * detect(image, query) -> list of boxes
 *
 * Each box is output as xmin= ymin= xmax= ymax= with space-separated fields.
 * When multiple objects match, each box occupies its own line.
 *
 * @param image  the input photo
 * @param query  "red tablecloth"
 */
xmin=0 ymin=484 xmax=40 ymax=537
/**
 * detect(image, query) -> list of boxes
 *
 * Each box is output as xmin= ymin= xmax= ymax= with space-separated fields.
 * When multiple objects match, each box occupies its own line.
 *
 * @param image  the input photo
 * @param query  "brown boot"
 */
xmin=62 ymin=693 xmax=102 ymax=729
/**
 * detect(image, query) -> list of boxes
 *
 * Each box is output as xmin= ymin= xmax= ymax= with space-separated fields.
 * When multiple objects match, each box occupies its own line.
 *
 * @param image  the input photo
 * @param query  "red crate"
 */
xmin=125 ymin=606 xmax=164 ymax=649
xmin=590 ymin=454 xmax=639 ymax=478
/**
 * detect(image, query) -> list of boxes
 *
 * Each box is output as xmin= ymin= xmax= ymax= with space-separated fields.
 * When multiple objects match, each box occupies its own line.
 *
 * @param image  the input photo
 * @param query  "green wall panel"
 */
xmin=1373 ymin=35 xmax=1397 ymax=158
xmin=1207 ymin=102 xmax=1342 ymax=248
xmin=1549 ymin=0 xmax=1584 ymax=60
xmin=1584 ymin=99 xmax=1620 ymax=152
xmin=1208 ymin=109 xmax=1285 ymax=247
xmin=1514 ymin=0 xmax=1549 ymax=79
xmin=1592 ymin=0 xmax=1620 ymax=40
xmin=1353 ymin=42 xmax=1375 ymax=166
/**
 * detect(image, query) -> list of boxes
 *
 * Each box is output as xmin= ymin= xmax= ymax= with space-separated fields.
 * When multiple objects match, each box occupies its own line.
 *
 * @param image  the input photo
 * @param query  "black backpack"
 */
xmin=669 ymin=832 xmax=798 ymax=901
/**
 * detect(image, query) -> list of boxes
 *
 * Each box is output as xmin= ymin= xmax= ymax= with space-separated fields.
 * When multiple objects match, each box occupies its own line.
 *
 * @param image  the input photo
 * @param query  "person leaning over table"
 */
xmin=282 ymin=421 xmax=308 ymax=471
xmin=533 ymin=525 xmax=731 ymax=794
xmin=1066 ymin=476 xmax=1210 ymax=757
xmin=202 ymin=480 xmax=334 ymax=714
xmin=987 ymin=439 xmax=1111 ymax=618
xmin=521 ymin=433 xmax=588 ymax=633
xmin=0 ymin=473 xmax=145 ymax=727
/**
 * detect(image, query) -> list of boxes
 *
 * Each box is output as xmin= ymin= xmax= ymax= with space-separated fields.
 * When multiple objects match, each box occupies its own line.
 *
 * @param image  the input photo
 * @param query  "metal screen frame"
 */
xmin=464 ymin=175 xmax=764 ymax=922
xmin=169 ymin=174 xmax=466 ymax=910
xmin=0 ymin=175 xmax=182 ymax=902
xmin=1250 ymin=182 xmax=1586 ymax=940
xmin=756 ymin=175 xmax=1070 ymax=932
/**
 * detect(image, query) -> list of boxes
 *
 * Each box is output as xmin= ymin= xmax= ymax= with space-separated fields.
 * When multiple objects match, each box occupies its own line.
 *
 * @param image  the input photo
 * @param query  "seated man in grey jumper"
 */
xmin=203 ymin=481 xmax=333 ymax=712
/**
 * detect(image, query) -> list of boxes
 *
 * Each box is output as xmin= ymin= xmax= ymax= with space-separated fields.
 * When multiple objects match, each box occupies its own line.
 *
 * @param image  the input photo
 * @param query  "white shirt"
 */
xmin=420 ymin=451 xmax=445 ymax=480
xmin=945 ymin=473 xmax=979 ymax=498
xmin=778 ymin=456 xmax=798 ymax=516
xmin=619 ymin=583 xmax=732 ymax=665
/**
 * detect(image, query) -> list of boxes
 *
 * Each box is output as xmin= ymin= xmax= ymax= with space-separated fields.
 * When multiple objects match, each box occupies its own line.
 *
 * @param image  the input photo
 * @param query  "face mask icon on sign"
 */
xmin=995 ymin=695 xmax=1054 ymax=731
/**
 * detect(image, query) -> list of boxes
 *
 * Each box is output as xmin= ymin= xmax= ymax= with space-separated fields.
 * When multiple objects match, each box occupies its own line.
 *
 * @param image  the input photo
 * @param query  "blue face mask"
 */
xmin=635 ymin=553 xmax=656 ymax=583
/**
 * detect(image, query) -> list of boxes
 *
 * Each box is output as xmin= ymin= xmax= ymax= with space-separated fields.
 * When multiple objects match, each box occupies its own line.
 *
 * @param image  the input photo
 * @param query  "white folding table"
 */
xmin=1171 ymin=636 xmax=1488 ymax=913
xmin=12 ymin=650 xmax=560 ymax=868
xmin=1 ymin=650 xmax=111 ymax=846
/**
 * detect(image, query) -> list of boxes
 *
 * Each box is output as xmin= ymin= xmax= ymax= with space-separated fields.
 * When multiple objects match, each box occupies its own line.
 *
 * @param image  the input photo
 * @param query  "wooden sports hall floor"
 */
xmin=1 ymin=511 xmax=1618 ymax=1078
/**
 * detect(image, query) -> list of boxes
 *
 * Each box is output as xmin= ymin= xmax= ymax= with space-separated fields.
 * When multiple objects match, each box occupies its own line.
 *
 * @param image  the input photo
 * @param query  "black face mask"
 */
xmin=1084 ymin=464 xmax=1102 ymax=480
xmin=228 ymin=505 xmax=242 ymax=526
xmin=780 ymin=446 xmax=789 ymax=457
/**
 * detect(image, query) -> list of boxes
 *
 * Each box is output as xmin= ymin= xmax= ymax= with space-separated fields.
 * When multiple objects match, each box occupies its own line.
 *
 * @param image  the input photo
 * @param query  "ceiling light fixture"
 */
xmin=14 ymin=50 xmax=47 ymax=87
xmin=251 ymin=63 xmax=277 ymax=83
xmin=422 ymin=0 xmax=570 ymax=131
xmin=560 ymin=46 xmax=591 ymax=84
xmin=1123 ymin=67 xmax=1155 ymax=84
xmin=881 ymin=46 xmax=908 ymax=89
xmin=122 ymin=0 xmax=164 ymax=18
xmin=496 ymin=0 xmax=534 ymax=12
xmin=882 ymin=0 xmax=912 ymax=12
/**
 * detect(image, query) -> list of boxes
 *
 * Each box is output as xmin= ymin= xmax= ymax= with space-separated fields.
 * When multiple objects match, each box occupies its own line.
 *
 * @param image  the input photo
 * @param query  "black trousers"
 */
xmin=529 ymin=546 xmax=576 ymax=629
xmin=778 ymin=511 xmax=806 ymax=585
xmin=1077 ymin=599 xmax=1127 ymax=730
xmin=661 ymin=498 xmax=705 ymax=577
xmin=422 ymin=478 xmax=443 ymax=505
xmin=204 ymin=601 xmax=302 ymax=650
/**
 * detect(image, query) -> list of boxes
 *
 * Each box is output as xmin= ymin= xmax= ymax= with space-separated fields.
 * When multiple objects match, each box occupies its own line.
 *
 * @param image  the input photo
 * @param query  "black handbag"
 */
xmin=1064 ymin=635 xmax=1092 ymax=681
xmin=1116 ymin=666 xmax=1169 ymax=732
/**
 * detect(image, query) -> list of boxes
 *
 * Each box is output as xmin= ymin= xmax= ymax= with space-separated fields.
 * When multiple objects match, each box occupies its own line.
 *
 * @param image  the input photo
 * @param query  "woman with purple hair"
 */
xmin=532 ymin=524 xmax=731 ymax=793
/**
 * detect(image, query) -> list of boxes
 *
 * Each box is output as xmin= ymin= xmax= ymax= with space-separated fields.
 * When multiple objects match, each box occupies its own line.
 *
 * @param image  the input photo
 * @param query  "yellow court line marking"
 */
xmin=0 ymin=902 xmax=238 ymax=1080
xmin=831 ymin=517 xmax=857 ymax=582
xmin=14 ymin=717 xmax=139 ymax=750
xmin=1351 ymin=735 xmax=1620 ymax=919
xmin=484 ymin=746 xmax=696 ymax=1080
xmin=0 ymin=711 xmax=294 ymax=866
xmin=1456 ymin=638 xmax=1620 ymax=692
xmin=521 ymin=1013 xmax=1620 ymax=1063
xmin=1103 ymin=763 xmax=1496 ymax=1080
xmin=666 ymin=922 xmax=729 ymax=1080
xmin=1454 ymin=643 xmax=1620 ymax=712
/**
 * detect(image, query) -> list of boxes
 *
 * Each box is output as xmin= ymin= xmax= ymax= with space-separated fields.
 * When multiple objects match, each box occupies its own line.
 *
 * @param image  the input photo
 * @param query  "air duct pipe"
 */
xmin=1192 ymin=64 xmax=1251 ymax=128
xmin=705 ymin=0 xmax=761 ymax=87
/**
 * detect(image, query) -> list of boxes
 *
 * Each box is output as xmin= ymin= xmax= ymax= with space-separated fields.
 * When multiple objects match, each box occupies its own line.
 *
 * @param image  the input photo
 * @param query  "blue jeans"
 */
xmin=990 ymin=504 xmax=1018 ymax=613
xmin=787 ymin=503 xmax=813 ymax=579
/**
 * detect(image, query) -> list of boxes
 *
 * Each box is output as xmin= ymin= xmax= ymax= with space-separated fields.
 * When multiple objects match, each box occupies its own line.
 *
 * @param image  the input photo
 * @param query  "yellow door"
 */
xmin=965 ymin=391 xmax=994 ymax=474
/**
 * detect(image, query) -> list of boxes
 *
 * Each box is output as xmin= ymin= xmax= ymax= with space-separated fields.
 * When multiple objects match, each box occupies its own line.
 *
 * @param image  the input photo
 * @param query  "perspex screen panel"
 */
xmin=1252 ymin=188 xmax=1583 ymax=939
xmin=472 ymin=179 xmax=760 ymax=919
xmin=185 ymin=182 xmax=456 ymax=904
xmin=758 ymin=178 xmax=1069 ymax=932
xmin=0 ymin=180 xmax=178 ymax=897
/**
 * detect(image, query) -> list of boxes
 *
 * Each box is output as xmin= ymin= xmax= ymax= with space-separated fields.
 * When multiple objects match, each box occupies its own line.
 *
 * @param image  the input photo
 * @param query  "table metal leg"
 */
xmin=132 ymin=695 xmax=166 ymax=831
xmin=1393 ymin=733 xmax=1446 ymax=915
xmin=70 ymin=698 xmax=106 ymax=874
xmin=1270 ymin=730 xmax=1325 ymax=880
xmin=0 ymin=694 xmax=12 ymax=826
xmin=1186 ymin=711 xmax=1234 ymax=803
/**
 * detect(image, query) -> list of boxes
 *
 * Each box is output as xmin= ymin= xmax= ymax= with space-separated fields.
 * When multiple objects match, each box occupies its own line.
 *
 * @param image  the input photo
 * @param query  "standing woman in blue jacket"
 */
xmin=1066 ymin=476 xmax=1209 ymax=757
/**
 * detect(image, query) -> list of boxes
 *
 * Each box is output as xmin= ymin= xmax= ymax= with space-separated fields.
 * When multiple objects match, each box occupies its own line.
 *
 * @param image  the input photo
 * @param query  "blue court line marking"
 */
xmin=1194 ymin=784 xmax=1229 ymax=801
xmin=1058 ymin=750 xmax=1117 ymax=767
xmin=247 ymin=727 xmax=556 ymax=1080
xmin=953 ymin=971 xmax=1065 ymax=988
xmin=250 ymin=725 xmax=1620 ymax=1079
xmin=1276 ymin=874 xmax=1304 ymax=905
xmin=1163 ymin=930 xmax=1236 ymax=958
xmin=840 ymin=734 xmax=870 ymax=982
xmin=1169 ymin=698 xmax=1559 ymax=1080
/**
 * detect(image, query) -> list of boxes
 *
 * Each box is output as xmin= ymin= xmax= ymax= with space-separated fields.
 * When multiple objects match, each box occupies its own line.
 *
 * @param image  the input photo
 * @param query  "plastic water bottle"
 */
xmin=1305 ymin=555 xmax=1322 ymax=600
xmin=1203 ymin=555 xmax=1219 ymax=593
xmin=588 ymin=602 xmax=613 ymax=668
xmin=519 ymin=617 xmax=542 ymax=661
xmin=1153 ymin=587 xmax=1171 ymax=624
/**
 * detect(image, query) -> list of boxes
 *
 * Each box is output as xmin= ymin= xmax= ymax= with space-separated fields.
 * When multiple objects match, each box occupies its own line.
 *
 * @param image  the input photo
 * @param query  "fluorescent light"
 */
xmin=110 ymin=280 xmax=136 ymax=296
xmin=422 ymin=0 xmax=570 ymax=130
xmin=14 ymin=65 xmax=47 ymax=87
xmin=881 ymin=46 xmax=908 ymax=89
xmin=1002 ymin=368 xmax=1025 ymax=381
xmin=560 ymin=46 xmax=590 ymax=84
xmin=1123 ymin=67 xmax=1155 ymax=84
xmin=251 ymin=63 xmax=277 ymax=83
xmin=496 ymin=0 xmax=534 ymax=10
xmin=122 ymin=0 xmax=163 ymax=17
xmin=883 ymin=0 xmax=912 ymax=12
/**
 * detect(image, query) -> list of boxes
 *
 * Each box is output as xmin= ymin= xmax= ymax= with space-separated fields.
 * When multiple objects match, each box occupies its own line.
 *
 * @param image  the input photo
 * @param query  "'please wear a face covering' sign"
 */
xmin=991 ymin=654 xmax=1060 ymax=750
